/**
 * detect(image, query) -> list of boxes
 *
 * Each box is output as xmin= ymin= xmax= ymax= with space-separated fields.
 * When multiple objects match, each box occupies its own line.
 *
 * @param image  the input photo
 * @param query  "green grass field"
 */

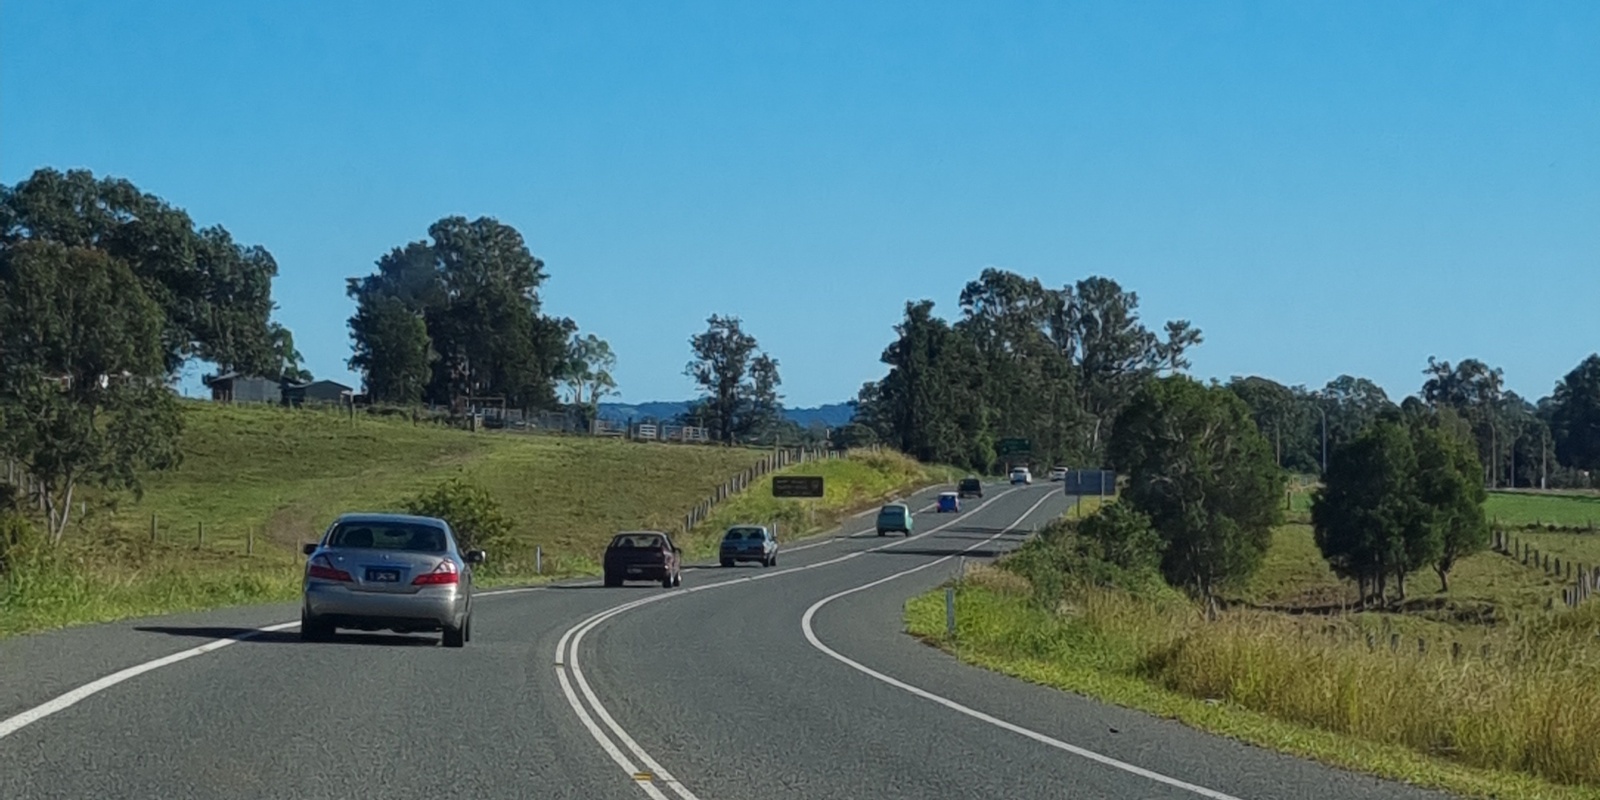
xmin=1288 ymin=485 xmax=1600 ymax=531
xmin=1486 ymin=491 xmax=1600 ymax=530
xmin=0 ymin=402 xmax=939 ymax=636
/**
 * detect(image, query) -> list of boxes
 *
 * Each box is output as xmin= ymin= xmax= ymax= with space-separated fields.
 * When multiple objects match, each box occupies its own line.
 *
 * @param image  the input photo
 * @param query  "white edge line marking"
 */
xmin=0 ymin=621 xmax=300 ymax=740
xmin=553 ymin=485 xmax=1026 ymax=798
xmin=799 ymin=497 xmax=1246 ymax=800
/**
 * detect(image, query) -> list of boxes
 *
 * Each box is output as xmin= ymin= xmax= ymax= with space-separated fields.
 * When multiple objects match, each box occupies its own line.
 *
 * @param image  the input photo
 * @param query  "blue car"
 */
xmin=936 ymin=491 xmax=961 ymax=513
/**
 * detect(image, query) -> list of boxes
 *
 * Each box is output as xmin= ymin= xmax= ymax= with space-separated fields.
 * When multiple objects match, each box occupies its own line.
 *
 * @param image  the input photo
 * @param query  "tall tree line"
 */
xmin=680 ymin=314 xmax=784 ymax=444
xmin=346 ymin=216 xmax=605 ymax=412
xmin=850 ymin=268 xmax=1201 ymax=472
xmin=1224 ymin=374 xmax=1397 ymax=476
xmin=1 ymin=168 xmax=299 ymax=379
xmin=1 ymin=169 xmax=295 ymax=540
xmin=1225 ymin=354 xmax=1600 ymax=488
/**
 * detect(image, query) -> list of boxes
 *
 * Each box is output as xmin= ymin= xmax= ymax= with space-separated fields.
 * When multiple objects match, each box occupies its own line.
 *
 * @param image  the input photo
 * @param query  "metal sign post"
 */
xmin=1063 ymin=469 xmax=1117 ymax=515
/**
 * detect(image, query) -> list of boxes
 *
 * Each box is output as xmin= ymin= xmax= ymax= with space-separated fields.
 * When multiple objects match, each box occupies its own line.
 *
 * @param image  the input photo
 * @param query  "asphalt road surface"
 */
xmin=0 ymin=481 xmax=1460 ymax=799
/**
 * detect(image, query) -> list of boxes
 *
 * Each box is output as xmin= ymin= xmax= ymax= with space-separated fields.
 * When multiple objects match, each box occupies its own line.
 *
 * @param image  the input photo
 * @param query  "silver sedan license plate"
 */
xmin=365 ymin=568 xmax=401 ymax=582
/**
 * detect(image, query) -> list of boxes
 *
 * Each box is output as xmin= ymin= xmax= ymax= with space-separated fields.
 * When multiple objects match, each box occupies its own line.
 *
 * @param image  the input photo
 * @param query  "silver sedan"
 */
xmin=300 ymin=513 xmax=485 ymax=647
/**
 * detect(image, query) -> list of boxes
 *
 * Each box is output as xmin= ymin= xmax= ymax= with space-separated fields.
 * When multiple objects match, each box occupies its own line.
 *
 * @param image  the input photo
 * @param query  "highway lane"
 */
xmin=0 ymin=480 xmax=1462 ymax=799
xmin=574 ymin=484 xmax=1460 ymax=800
xmin=0 ymin=482 xmax=963 ymax=799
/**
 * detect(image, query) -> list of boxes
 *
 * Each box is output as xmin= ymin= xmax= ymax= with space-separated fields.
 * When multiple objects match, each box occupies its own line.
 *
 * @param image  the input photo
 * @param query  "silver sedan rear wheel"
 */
xmin=443 ymin=618 xmax=466 ymax=648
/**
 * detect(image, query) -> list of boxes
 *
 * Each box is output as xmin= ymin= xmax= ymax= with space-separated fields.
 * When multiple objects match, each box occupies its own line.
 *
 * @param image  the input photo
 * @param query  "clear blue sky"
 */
xmin=3 ymin=1 xmax=1596 ymax=407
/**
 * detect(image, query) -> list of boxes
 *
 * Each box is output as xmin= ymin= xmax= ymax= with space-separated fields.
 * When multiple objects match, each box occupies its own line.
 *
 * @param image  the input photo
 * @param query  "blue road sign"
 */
xmin=1061 ymin=469 xmax=1116 ymax=496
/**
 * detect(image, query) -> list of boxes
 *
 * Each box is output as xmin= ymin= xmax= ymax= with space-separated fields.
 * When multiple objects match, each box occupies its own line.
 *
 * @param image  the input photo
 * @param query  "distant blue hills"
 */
xmin=597 ymin=400 xmax=855 ymax=428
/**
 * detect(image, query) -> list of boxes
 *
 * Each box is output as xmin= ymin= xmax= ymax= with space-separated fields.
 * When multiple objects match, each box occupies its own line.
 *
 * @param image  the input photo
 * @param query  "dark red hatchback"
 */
xmin=603 ymin=531 xmax=683 ymax=588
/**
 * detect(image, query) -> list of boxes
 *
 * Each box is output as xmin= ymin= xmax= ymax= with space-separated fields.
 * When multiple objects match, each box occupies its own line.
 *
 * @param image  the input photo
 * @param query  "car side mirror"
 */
xmin=673 ymin=546 xmax=682 ymax=554
xmin=465 ymin=549 xmax=487 ymax=564
xmin=302 ymin=542 xmax=318 ymax=556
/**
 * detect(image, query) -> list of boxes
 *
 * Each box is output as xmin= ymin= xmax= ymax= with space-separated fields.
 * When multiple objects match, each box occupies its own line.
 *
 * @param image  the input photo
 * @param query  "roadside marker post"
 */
xmin=536 ymin=545 xmax=543 ymax=575
xmin=945 ymin=587 xmax=956 ymax=639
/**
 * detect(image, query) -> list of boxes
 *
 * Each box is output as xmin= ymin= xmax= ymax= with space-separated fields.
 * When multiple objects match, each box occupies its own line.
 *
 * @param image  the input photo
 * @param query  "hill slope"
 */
xmin=1 ymin=402 xmax=771 ymax=634
xmin=1 ymin=402 xmax=941 ymax=635
xmin=121 ymin=402 xmax=772 ymax=557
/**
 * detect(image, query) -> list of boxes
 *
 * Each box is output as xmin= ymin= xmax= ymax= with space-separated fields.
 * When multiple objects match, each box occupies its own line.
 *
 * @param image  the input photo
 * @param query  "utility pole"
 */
xmin=1542 ymin=429 xmax=1549 ymax=490
xmin=1317 ymin=404 xmax=1328 ymax=475
xmin=1510 ymin=432 xmax=1516 ymax=489
xmin=1488 ymin=419 xmax=1497 ymax=489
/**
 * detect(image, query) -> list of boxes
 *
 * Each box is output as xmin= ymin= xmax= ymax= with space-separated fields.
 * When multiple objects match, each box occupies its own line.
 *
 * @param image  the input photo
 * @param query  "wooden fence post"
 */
xmin=197 ymin=521 xmax=204 ymax=548
xmin=150 ymin=514 xmax=158 ymax=542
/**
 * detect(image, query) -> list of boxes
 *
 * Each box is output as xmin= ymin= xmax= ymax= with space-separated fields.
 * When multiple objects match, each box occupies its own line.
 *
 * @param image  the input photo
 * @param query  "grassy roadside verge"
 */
xmin=906 ymin=579 xmax=1596 ymax=800
xmin=903 ymin=520 xmax=1600 ymax=800
xmin=677 ymin=450 xmax=960 ymax=558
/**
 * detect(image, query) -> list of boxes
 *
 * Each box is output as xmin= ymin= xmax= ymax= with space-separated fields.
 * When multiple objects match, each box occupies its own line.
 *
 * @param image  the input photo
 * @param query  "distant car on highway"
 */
xmin=300 ymin=513 xmax=484 ymax=647
xmin=720 ymin=525 xmax=778 ymax=568
xmin=1047 ymin=466 xmax=1069 ymax=482
xmin=936 ymin=491 xmax=961 ymax=513
xmin=1009 ymin=467 xmax=1033 ymax=485
xmin=604 ymin=531 xmax=683 ymax=588
xmin=876 ymin=502 xmax=913 ymax=537
xmin=957 ymin=476 xmax=983 ymax=498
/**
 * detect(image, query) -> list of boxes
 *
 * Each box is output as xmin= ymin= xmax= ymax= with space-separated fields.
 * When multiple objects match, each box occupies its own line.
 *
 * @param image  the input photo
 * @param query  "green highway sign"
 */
xmin=772 ymin=475 xmax=825 ymax=498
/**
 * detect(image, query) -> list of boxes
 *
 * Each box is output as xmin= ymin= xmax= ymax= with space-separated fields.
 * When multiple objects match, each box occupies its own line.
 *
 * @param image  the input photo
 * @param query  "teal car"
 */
xmin=875 ymin=503 xmax=913 ymax=537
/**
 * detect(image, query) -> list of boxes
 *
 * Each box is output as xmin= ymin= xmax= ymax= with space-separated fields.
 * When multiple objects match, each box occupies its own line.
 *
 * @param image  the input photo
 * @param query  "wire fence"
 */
xmin=1491 ymin=529 xmax=1597 ymax=609
xmin=679 ymin=446 xmax=868 ymax=534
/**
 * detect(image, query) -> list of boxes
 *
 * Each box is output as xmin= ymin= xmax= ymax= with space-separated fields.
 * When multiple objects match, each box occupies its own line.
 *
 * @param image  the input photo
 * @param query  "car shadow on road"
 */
xmin=929 ymin=532 xmax=1029 ymax=543
xmin=873 ymin=547 xmax=1004 ymax=559
xmin=546 ymin=583 xmax=664 ymax=590
xmin=133 ymin=625 xmax=439 ymax=647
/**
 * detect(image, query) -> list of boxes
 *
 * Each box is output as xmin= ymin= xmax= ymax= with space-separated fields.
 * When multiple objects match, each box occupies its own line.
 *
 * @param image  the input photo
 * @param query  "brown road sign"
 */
xmin=772 ymin=476 xmax=825 ymax=498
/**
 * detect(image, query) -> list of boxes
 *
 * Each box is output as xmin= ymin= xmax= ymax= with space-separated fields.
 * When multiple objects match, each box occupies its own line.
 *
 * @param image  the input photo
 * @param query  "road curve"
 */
xmin=0 ymin=481 xmax=1460 ymax=799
